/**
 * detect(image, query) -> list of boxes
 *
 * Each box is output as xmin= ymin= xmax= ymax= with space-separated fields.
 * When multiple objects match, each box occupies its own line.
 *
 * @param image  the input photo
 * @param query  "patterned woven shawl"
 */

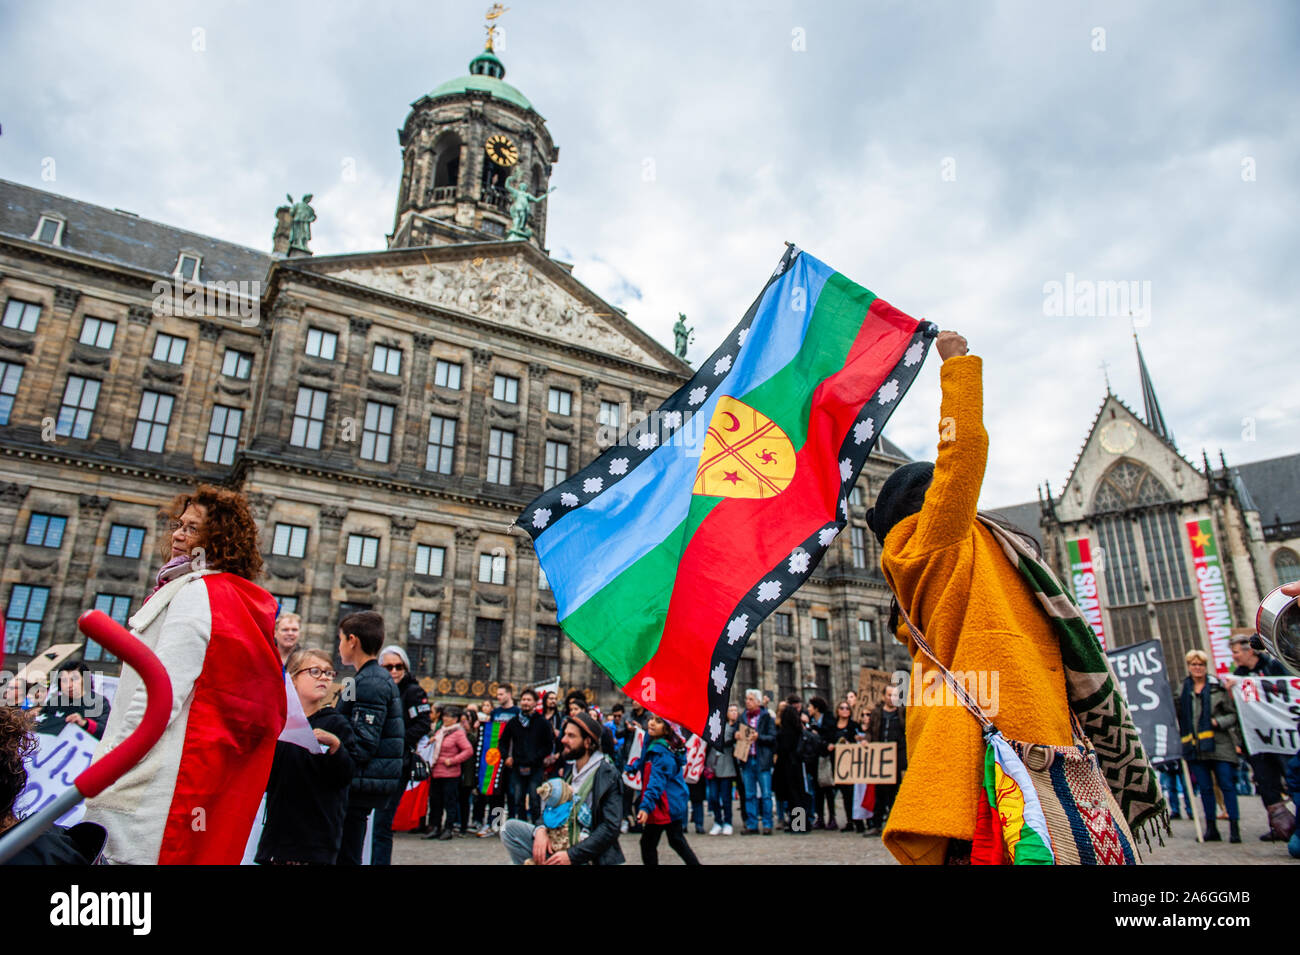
xmin=977 ymin=515 xmax=1168 ymax=837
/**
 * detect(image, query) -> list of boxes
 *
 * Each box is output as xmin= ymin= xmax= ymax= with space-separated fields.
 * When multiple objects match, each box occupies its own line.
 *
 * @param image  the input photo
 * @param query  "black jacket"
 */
xmin=34 ymin=692 xmax=112 ymax=740
xmin=564 ymin=756 xmax=626 ymax=866
xmin=1233 ymin=654 xmax=1288 ymax=677
xmin=396 ymin=673 xmax=432 ymax=763
xmin=868 ymin=704 xmax=908 ymax=772
xmin=256 ymin=707 xmax=355 ymax=864
xmin=498 ymin=712 xmax=555 ymax=771
xmin=337 ymin=658 xmax=405 ymax=805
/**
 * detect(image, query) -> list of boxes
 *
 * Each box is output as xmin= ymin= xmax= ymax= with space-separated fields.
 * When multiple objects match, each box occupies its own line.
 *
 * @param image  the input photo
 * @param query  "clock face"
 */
xmin=485 ymin=134 xmax=518 ymax=167
xmin=1099 ymin=420 xmax=1137 ymax=454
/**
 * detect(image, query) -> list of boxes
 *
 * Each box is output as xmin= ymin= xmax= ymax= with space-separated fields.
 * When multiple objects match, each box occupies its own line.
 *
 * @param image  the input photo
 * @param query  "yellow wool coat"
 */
xmin=880 ymin=355 xmax=1073 ymax=866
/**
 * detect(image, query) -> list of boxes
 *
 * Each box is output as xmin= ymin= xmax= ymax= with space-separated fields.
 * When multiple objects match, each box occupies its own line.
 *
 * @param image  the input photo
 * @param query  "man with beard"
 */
xmin=499 ymin=712 xmax=625 ymax=865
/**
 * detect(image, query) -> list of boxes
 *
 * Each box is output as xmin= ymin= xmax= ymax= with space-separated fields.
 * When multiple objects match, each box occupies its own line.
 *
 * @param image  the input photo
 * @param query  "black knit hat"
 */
xmin=865 ymin=461 xmax=935 ymax=546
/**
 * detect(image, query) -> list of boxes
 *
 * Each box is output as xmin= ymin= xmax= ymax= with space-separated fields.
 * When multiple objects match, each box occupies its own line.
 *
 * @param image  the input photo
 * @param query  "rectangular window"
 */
xmin=79 ymin=317 xmax=116 ymax=350
xmin=131 ymin=390 xmax=174 ymax=453
xmin=492 ymin=374 xmax=519 ymax=404
xmin=0 ymin=361 xmax=23 ymax=425
xmin=478 ymin=552 xmax=507 ymax=585
xmin=371 ymin=344 xmax=402 ymax=376
xmin=858 ymin=619 xmax=874 ymax=643
xmin=599 ymin=400 xmax=621 ymax=429
xmin=151 ymin=333 xmax=187 ymax=365
xmin=87 ymin=594 xmax=130 ymax=662
xmin=851 ymin=526 xmax=867 ymax=568
xmin=305 ymin=327 xmax=337 ymax=361
xmin=737 ymin=657 xmax=757 ymax=695
xmin=434 ymin=360 xmax=461 ymax=390
xmin=849 ymin=486 xmax=863 ymax=507
xmin=290 ymin=386 xmax=328 ymax=449
xmin=176 ymin=254 xmax=201 ymax=282
xmin=425 ymin=414 xmax=456 ymax=474
xmin=56 ymin=375 xmax=100 ymax=438
xmin=547 ymin=387 xmax=571 ymax=416
xmin=543 ymin=440 xmax=569 ymax=490
xmin=272 ymin=523 xmax=309 ymax=558
xmin=2 ymin=299 xmax=41 ymax=333
xmin=486 ymin=428 xmax=514 ymax=485
xmin=535 ymin=624 xmax=561 ymax=681
xmin=346 ymin=534 xmax=379 ymax=568
xmin=222 ymin=349 xmax=252 ymax=379
xmin=106 ymin=524 xmax=146 ymax=559
xmin=472 ymin=617 xmax=502 ymax=684
xmin=813 ymin=618 xmax=829 ymax=641
xmin=777 ymin=661 xmax=796 ymax=702
xmin=408 ymin=611 xmax=439 ymax=677
xmin=415 ymin=543 xmax=445 ymax=577
xmin=275 ymin=594 xmax=299 ymax=616
xmin=538 ymin=565 xmax=550 ymax=591
xmin=815 ymin=664 xmax=832 ymax=698
xmin=25 ymin=513 xmax=67 ymax=548
xmin=360 ymin=401 xmax=395 ymax=463
xmin=4 ymin=584 xmax=49 ymax=656
xmin=771 ymin=612 xmax=792 ymax=637
xmin=37 ymin=217 xmax=63 ymax=244
xmin=204 ymin=405 xmax=243 ymax=465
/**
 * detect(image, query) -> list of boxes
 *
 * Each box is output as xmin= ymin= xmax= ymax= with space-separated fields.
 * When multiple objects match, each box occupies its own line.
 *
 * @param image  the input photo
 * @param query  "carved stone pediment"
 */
xmin=100 ymin=557 xmax=140 ymax=581
xmin=299 ymin=357 xmax=336 ymax=381
xmin=546 ymin=418 xmax=574 ymax=433
xmin=368 ymin=375 xmax=403 ymax=394
xmin=143 ymin=361 xmax=184 ymax=384
xmin=536 ymin=597 xmax=556 ymax=613
xmin=69 ymin=344 xmax=111 ymax=367
xmin=342 ymin=571 xmax=378 ymax=590
xmin=409 ymin=581 xmax=442 ymax=598
xmin=216 ymin=380 xmax=250 ymax=397
xmin=0 ymin=333 xmax=35 ymax=354
xmin=328 ymin=255 xmax=663 ymax=367
xmin=474 ymin=590 xmax=508 ymax=606
xmin=431 ymin=392 xmax=462 ymax=407
xmin=17 ymin=549 xmax=59 ymax=571
xmin=489 ymin=404 xmax=520 ymax=421
xmin=266 ymin=555 xmax=306 ymax=581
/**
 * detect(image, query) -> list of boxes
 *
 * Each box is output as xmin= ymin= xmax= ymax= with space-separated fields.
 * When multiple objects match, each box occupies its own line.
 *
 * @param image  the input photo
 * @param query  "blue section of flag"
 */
xmin=535 ymin=253 xmax=835 ymax=621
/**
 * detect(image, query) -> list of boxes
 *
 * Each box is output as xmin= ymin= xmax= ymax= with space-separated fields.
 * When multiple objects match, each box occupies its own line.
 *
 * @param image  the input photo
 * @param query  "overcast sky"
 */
xmin=2 ymin=0 xmax=1296 ymax=506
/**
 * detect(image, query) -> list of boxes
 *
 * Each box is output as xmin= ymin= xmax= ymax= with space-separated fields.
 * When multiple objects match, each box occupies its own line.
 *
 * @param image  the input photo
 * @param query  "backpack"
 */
xmin=797 ymin=726 xmax=822 ymax=762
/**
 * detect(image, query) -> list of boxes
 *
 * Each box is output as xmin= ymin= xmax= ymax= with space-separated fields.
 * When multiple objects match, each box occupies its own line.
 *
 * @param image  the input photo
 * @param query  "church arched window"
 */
xmin=1090 ymin=459 xmax=1172 ymax=513
xmin=1275 ymin=548 xmax=1300 ymax=586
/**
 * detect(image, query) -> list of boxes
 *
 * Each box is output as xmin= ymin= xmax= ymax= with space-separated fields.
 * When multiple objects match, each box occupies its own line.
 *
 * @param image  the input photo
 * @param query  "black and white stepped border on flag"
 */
xmin=701 ymin=318 xmax=939 ymax=743
xmin=521 ymin=244 xmax=804 ymax=539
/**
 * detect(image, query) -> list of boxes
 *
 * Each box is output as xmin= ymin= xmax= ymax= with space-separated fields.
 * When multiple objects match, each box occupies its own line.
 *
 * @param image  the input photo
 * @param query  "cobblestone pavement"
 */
xmin=393 ymin=797 xmax=1296 ymax=865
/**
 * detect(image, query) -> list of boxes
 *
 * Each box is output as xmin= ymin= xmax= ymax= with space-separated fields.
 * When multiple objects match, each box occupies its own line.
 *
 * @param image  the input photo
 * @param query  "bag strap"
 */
xmin=894 ymin=601 xmax=996 ymax=733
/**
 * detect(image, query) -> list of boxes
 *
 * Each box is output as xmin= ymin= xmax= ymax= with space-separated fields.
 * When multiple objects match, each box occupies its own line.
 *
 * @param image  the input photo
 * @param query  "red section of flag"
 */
xmin=393 ymin=780 xmax=430 ymax=832
xmin=622 ymin=301 xmax=917 ymax=732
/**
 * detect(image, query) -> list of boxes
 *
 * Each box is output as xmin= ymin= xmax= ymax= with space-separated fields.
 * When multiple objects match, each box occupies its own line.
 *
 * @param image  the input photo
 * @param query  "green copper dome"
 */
xmin=428 ymin=49 xmax=533 ymax=111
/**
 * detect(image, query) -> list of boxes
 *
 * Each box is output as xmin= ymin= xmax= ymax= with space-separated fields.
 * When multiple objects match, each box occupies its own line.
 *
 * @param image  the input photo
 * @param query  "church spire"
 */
xmin=1134 ymin=331 xmax=1175 ymax=448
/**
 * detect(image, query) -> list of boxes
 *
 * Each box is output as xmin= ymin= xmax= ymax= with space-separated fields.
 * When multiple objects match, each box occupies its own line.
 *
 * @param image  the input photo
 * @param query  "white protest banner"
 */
xmin=684 ymin=734 xmax=707 ymax=783
xmin=622 ymin=725 xmax=645 ymax=790
xmin=13 ymin=724 xmax=96 ymax=827
xmin=1231 ymin=676 xmax=1300 ymax=755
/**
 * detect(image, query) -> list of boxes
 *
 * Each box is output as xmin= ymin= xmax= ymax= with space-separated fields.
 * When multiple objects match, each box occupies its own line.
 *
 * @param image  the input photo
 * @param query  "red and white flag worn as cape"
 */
xmin=84 ymin=569 xmax=286 ymax=864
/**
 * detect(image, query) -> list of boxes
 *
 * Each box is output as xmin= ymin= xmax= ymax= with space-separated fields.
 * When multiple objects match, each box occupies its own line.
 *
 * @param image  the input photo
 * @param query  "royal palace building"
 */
xmin=0 ymin=39 xmax=915 ymax=708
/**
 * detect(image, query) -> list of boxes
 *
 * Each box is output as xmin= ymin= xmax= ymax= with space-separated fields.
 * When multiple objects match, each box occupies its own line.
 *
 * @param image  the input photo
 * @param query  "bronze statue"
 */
xmin=673 ymin=313 xmax=694 ymax=359
xmin=287 ymin=194 xmax=316 ymax=254
xmin=504 ymin=170 xmax=553 ymax=240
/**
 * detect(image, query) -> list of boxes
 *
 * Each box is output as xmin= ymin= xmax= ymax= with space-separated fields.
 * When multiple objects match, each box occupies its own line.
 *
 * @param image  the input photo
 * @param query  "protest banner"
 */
xmin=855 ymin=668 xmax=894 ymax=722
xmin=1231 ymin=676 xmax=1300 ymax=755
xmin=1186 ymin=518 xmax=1234 ymax=676
xmin=1066 ymin=538 xmax=1107 ymax=649
xmin=14 ymin=723 xmax=97 ymax=828
xmin=622 ymin=725 xmax=646 ymax=790
xmin=684 ymin=734 xmax=707 ymax=783
xmin=1105 ymin=639 xmax=1181 ymax=763
xmin=832 ymin=741 xmax=897 ymax=785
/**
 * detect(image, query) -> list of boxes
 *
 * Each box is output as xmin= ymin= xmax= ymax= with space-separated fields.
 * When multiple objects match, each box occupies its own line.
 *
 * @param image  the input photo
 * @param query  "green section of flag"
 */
xmin=1066 ymin=539 xmax=1083 ymax=567
xmin=739 ymin=273 xmax=876 ymax=450
xmin=1198 ymin=518 xmax=1219 ymax=558
xmin=562 ymin=495 xmax=721 ymax=685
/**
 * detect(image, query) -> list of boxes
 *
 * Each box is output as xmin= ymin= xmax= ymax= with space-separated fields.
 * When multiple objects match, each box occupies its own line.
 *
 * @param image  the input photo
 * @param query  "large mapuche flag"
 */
xmin=520 ymin=246 xmax=934 ymax=741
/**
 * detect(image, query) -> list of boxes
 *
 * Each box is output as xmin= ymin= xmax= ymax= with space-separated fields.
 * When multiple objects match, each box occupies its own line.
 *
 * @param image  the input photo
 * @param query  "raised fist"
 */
xmin=935 ymin=331 xmax=968 ymax=362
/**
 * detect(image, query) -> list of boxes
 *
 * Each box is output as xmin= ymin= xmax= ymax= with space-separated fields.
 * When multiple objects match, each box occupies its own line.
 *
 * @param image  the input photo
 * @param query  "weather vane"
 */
xmin=484 ymin=3 xmax=509 ymax=52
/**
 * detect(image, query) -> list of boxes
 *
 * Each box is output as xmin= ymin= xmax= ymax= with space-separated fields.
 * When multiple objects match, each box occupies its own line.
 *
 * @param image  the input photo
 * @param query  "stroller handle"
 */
xmin=74 ymin=610 xmax=173 ymax=798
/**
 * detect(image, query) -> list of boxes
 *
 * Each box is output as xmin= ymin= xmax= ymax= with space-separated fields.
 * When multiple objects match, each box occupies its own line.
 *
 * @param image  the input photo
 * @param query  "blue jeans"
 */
xmin=508 ymin=766 xmax=542 ymax=823
xmin=1188 ymin=759 xmax=1239 ymax=823
xmin=370 ymin=788 xmax=401 ymax=865
xmin=741 ymin=762 xmax=772 ymax=829
xmin=707 ymin=777 xmax=734 ymax=826
xmin=1160 ymin=766 xmax=1193 ymax=816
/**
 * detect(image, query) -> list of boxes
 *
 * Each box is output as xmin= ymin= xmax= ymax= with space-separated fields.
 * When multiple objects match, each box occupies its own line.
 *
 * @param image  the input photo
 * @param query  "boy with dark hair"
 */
xmin=35 ymin=661 xmax=111 ymax=740
xmin=335 ymin=611 xmax=405 ymax=864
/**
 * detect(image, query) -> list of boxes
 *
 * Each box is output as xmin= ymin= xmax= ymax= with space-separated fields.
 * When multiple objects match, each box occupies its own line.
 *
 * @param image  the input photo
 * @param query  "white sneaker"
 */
xmin=722 ymin=824 xmax=733 ymax=836
xmin=620 ymin=820 xmax=629 ymax=833
xmin=708 ymin=823 xmax=723 ymax=836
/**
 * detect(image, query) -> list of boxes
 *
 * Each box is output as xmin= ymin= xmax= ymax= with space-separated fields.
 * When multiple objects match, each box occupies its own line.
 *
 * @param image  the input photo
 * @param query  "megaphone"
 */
xmin=1254 ymin=585 xmax=1300 ymax=675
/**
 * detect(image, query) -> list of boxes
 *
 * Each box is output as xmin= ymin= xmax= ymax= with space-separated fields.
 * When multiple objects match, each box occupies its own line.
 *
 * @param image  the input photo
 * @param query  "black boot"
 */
xmin=1229 ymin=820 xmax=1241 ymax=844
xmin=1204 ymin=822 xmax=1221 ymax=842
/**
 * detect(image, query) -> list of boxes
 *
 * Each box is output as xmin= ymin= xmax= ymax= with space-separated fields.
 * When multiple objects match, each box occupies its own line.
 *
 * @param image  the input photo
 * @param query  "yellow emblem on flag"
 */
xmin=694 ymin=396 xmax=796 ymax=499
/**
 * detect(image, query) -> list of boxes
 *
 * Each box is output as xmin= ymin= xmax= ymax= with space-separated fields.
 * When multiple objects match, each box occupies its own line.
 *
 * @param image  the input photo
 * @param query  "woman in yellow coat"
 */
xmin=868 ymin=331 xmax=1074 ymax=865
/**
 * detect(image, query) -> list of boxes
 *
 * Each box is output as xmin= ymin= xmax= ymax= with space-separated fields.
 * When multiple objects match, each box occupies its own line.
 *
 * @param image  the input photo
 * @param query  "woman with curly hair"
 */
xmin=84 ymin=484 xmax=285 ymax=864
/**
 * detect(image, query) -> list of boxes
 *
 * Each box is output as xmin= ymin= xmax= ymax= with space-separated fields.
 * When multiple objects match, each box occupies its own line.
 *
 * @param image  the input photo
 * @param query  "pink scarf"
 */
xmin=152 ymin=554 xmax=194 ymax=595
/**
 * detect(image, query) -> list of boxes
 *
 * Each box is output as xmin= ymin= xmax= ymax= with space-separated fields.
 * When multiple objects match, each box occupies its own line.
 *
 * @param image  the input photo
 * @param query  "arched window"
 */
xmin=1090 ymin=459 xmax=1172 ymax=513
xmin=1275 ymin=548 xmax=1300 ymax=586
xmin=431 ymin=134 xmax=461 ymax=196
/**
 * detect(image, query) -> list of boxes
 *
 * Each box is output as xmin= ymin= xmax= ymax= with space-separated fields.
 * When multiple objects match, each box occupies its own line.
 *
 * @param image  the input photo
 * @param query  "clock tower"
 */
xmin=389 ymin=32 xmax=558 ymax=250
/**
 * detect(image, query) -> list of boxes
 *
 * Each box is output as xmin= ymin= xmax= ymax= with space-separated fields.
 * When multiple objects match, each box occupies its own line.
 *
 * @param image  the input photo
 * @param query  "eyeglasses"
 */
xmin=170 ymin=520 xmax=202 ymax=537
xmin=382 ymin=663 xmax=406 ymax=672
xmin=295 ymin=666 xmax=336 ymax=680
xmin=1187 ymin=661 xmax=1207 ymax=667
